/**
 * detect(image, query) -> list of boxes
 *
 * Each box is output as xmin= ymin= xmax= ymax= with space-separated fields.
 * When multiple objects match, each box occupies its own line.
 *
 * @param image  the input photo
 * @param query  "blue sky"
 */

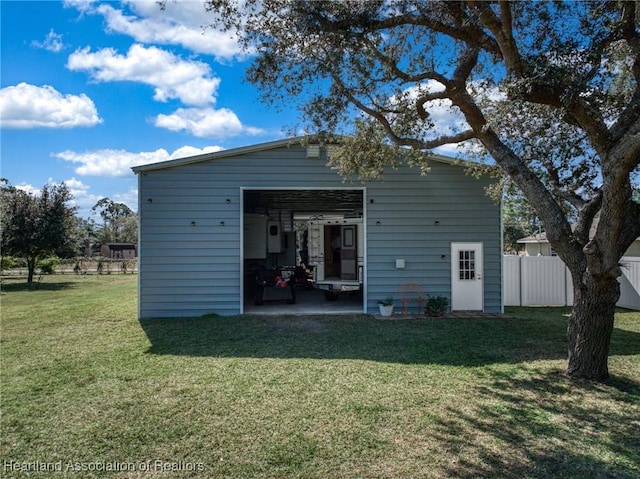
xmin=1 ymin=0 xmax=300 ymax=217
xmin=1 ymin=1 xmax=469 ymax=220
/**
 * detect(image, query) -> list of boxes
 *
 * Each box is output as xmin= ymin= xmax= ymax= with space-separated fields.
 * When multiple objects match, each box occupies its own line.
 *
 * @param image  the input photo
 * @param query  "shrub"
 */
xmin=425 ymin=295 xmax=449 ymax=317
xmin=1 ymin=255 xmax=20 ymax=270
xmin=38 ymin=257 xmax=60 ymax=275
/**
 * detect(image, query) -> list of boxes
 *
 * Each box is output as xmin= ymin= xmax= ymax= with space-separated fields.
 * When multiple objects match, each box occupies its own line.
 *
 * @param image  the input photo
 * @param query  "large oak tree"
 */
xmin=201 ymin=0 xmax=639 ymax=380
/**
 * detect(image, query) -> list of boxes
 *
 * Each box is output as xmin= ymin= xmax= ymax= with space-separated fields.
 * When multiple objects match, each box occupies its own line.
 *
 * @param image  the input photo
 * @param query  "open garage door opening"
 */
xmin=242 ymin=188 xmax=365 ymax=315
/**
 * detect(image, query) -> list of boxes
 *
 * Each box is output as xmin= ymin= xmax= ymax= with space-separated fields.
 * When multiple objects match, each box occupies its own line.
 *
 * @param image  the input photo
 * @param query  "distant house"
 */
xmin=132 ymin=136 xmax=502 ymax=318
xmin=517 ymin=218 xmax=640 ymax=257
xmin=101 ymin=243 xmax=137 ymax=259
xmin=516 ymin=232 xmax=558 ymax=256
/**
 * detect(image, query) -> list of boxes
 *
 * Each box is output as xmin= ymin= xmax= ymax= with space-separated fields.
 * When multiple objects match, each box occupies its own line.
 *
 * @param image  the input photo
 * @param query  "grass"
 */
xmin=1 ymin=274 xmax=639 ymax=478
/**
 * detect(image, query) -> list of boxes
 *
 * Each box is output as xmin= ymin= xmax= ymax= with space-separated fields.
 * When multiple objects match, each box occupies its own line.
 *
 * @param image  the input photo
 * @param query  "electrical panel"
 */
xmin=267 ymin=221 xmax=282 ymax=253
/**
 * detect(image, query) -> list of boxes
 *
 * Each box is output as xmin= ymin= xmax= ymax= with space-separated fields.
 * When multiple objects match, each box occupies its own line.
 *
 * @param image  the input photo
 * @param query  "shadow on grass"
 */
xmin=0 ymin=279 xmax=80 ymax=293
xmin=433 ymin=367 xmax=640 ymax=479
xmin=139 ymin=313 xmax=640 ymax=366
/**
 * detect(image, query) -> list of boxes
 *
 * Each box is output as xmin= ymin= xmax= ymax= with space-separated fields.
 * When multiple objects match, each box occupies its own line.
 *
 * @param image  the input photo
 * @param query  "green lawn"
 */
xmin=1 ymin=275 xmax=639 ymax=478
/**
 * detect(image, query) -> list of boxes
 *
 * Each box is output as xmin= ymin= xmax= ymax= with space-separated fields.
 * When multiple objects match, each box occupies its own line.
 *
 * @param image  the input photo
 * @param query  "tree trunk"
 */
xmin=26 ymin=257 xmax=36 ymax=285
xmin=566 ymin=274 xmax=620 ymax=381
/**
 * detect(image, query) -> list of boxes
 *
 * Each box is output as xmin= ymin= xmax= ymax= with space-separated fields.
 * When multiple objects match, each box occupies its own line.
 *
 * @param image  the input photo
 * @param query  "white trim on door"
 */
xmin=451 ymin=242 xmax=484 ymax=311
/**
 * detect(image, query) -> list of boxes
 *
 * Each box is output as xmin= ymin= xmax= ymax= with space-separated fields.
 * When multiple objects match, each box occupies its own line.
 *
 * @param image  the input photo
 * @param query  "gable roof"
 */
xmin=104 ymin=243 xmax=136 ymax=250
xmin=131 ymin=136 xmax=465 ymax=174
xmin=517 ymin=232 xmax=549 ymax=244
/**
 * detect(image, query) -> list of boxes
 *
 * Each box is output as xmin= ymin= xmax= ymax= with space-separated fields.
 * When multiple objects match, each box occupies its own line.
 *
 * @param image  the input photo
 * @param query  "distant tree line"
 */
xmin=91 ymin=197 xmax=137 ymax=245
xmin=1 ymin=179 xmax=137 ymax=284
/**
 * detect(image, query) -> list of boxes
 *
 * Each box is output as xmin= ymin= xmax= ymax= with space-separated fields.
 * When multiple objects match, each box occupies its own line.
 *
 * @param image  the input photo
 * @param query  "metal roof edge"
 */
xmin=426 ymin=152 xmax=465 ymax=166
xmin=131 ymin=135 xmax=470 ymax=174
xmin=132 ymin=136 xmax=313 ymax=173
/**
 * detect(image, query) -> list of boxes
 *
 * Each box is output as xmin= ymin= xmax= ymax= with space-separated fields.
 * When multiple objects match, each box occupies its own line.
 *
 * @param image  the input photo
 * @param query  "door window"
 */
xmin=459 ymin=250 xmax=476 ymax=280
xmin=343 ymin=227 xmax=354 ymax=247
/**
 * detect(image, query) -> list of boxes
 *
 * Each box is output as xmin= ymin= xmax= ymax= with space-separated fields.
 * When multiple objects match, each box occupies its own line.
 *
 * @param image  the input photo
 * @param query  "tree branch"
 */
xmin=609 ymin=117 xmax=640 ymax=176
xmin=415 ymin=91 xmax=449 ymax=120
xmin=452 ymin=45 xmax=480 ymax=84
xmin=333 ymin=74 xmax=475 ymax=150
xmin=541 ymin=157 xmax=589 ymax=210
xmin=621 ymin=1 xmax=640 ymax=59
xmin=309 ymin=4 xmax=502 ymax=57
xmin=610 ymin=86 xmax=640 ymax=145
xmin=362 ymin=37 xmax=449 ymax=85
xmin=468 ymin=1 xmax=523 ymax=76
xmin=573 ymin=189 xmax=603 ymax=246
xmin=449 ymin=86 xmax=580 ymax=261
xmin=512 ymin=80 xmax=613 ymax=158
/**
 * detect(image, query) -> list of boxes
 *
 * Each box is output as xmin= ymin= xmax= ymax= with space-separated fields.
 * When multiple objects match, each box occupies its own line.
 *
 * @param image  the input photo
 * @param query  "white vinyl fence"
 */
xmin=504 ymin=256 xmax=640 ymax=310
xmin=618 ymin=257 xmax=640 ymax=310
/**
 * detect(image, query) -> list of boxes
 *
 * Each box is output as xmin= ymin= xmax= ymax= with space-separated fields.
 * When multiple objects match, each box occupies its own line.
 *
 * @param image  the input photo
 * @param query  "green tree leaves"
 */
xmin=1 ymin=182 xmax=77 ymax=284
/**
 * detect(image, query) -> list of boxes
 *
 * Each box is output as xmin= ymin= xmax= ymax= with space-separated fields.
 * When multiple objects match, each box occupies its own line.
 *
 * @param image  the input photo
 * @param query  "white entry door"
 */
xmin=451 ymin=242 xmax=484 ymax=311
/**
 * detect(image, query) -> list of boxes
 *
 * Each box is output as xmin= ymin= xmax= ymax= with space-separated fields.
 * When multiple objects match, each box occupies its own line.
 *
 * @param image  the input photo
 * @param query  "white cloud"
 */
xmin=62 ymin=177 xmax=103 ymax=211
xmin=0 ymin=83 xmax=102 ymax=129
xmin=154 ymin=107 xmax=264 ymax=138
xmin=55 ymin=148 xmax=173 ymax=177
xmin=112 ymin=187 xmax=139 ymax=212
xmin=425 ymin=99 xmax=468 ymax=135
xmin=387 ymin=79 xmax=506 ymax=157
xmin=54 ymin=145 xmax=225 ymax=177
xmin=14 ymin=182 xmax=41 ymax=196
xmin=398 ymin=80 xmax=469 ymax=140
xmin=63 ymin=0 xmax=96 ymax=14
xmin=32 ymin=29 xmax=65 ymax=52
xmin=71 ymin=0 xmax=244 ymax=60
xmin=63 ymin=177 xmax=90 ymax=192
xmin=14 ymin=177 xmax=102 ymax=213
xmin=67 ymin=44 xmax=220 ymax=106
xmin=169 ymin=145 xmax=225 ymax=158
xmin=63 ymin=3 xmax=258 ymax=140
xmin=432 ymin=143 xmax=464 ymax=157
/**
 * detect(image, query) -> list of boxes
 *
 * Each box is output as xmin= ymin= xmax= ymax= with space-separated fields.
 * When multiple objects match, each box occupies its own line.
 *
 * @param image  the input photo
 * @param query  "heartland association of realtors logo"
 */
xmin=3 ymin=459 xmax=205 ymax=474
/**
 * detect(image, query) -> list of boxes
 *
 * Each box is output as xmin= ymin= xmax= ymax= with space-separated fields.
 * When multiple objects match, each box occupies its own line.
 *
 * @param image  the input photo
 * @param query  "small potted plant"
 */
xmin=425 ymin=295 xmax=449 ymax=317
xmin=378 ymin=297 xmax=395 ymax=317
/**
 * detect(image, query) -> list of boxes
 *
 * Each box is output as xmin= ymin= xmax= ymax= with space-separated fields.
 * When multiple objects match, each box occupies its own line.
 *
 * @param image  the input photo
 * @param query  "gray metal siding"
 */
xmin=365 ymin=164 xmax=501 ymax=314
xmin=138 ymin=164 xmax=243 ymax=318
xmin=137 ymin=144 xmax=501 ymax=317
